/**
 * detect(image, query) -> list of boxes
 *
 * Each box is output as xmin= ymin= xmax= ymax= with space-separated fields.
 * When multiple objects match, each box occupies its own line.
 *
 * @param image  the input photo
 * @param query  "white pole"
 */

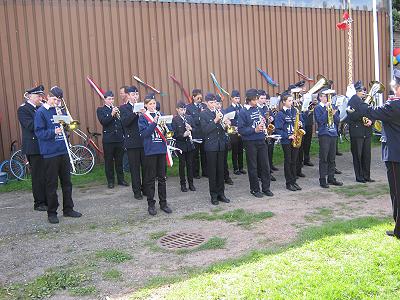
xmin=372 ymin=0 xmax=382 ymax=105
xmin=389 ymin=0 xmax=394 ymax=78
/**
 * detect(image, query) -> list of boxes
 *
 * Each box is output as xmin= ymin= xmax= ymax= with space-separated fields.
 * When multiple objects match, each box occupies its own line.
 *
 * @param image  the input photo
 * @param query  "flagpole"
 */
xmin=347 ymin=0 xmax=353 ymax=85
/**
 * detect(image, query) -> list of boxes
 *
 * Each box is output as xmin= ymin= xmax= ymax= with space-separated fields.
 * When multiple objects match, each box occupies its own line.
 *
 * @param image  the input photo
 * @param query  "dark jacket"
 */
xmin=96 ymin=105 xmax=124 ymax=144
xmin=17 ymin=101 xmax=40 ymax=155
xmin=275 ymin=107 xmax=304 ymax=145
xmin=171 ymin=115 xmax=195 ymax=153
xmin=347 ymin=94 xmax=373 ymax=138
xmin=314 ymin=103 xmax=339 ymax=137
xmin=138 ymin=112 xmax=167 ymax=156
xmin=186 ymin=102 xmax=206 ymax=139
xmin=119 ymin=102 xmax=143 ymax=149
xmin=199 ymin=108 xmax=227 ymax=152
xmin=238 ymin=105 xmax=265 ymax=141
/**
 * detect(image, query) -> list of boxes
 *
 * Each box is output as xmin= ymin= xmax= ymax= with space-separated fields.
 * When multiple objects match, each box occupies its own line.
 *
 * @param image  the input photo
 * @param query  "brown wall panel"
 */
xmin=0 ymin=0 xmax=391 ymax=160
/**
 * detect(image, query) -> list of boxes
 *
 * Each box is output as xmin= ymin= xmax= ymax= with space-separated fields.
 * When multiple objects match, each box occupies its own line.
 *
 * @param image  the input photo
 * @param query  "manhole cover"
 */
xmin=158 ymin=232 xmax=206 ymax=250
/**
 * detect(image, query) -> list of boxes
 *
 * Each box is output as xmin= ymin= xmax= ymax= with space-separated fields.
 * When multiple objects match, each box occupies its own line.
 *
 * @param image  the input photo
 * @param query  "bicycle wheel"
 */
xmin=10 ymin=150 xmax=31 ymax=180
xmin=0 ymin=160 xmax=14 ymax=180
xmin=70 ymin=145 xmax=95 ymax=175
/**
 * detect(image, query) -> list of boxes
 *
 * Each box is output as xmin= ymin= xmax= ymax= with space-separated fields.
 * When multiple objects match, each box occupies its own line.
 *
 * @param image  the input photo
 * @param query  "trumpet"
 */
xmin=265 ymin=111 xmax=275 ymax=136
xmin=58 ymin=97 xmax=80 ymax=131
xmin=112 ymin=104 xmax=121 ymax=120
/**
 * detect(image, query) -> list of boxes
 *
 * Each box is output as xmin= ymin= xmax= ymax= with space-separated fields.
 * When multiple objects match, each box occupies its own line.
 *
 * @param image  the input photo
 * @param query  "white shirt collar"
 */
xmin=43 ymin=103 xmax=51 ymax=110
xmin=27 ymin=100 xmax=36 ymax=108
xmin=244 ymin=104 xmax=251 ymax=110
xmin=283 ymin=106 xmax=290 ymax=111
xmin=319 ymin=102 xmax=326 ymax=107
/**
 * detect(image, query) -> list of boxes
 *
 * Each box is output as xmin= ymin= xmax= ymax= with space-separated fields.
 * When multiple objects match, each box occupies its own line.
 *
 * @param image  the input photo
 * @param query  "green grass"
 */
xmin=304 ymin=207 xmax=334 ymax=222
xmin=94 ymin=249 xmax=132 ymax=263
xmin=183 ymin=208 xmax=274 ymax=228
xmin=177 ymin=237 xmax=227 ymax=254
xmin=103 ymin=269 xmax=123 ymax=281
xmin=131 ymin=217 xmax=395 ymax=299
xmin=149 ymin=231 xmax=168 ymax=240
xmin=68 ymin=285 xmax=97 ymax=296
xmin=333 ymin=183 xmax=389 ymax=199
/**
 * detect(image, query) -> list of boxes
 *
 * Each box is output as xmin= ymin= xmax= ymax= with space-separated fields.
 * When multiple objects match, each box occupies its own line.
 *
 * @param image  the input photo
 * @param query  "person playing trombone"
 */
xmin=34 ymin=86 xmax=81 ymax=224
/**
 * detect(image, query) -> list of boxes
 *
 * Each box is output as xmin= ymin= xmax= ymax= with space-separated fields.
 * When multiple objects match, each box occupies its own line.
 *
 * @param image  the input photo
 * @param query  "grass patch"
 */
xmin=183 ymin=208 xmax=273 ymax=228
xmin=103 ymin=269 xmax=123 ymax=281
xmin=132 ymin=217 xmax=395 ymax=299
xmin=94 ymin=249 xmax=132 ymax=263
xmin=334 ymin=183 xmax=389 ymax=199
xmin=304 ymin=207 xmax=334 ymax=222
xmin=149 ymin=230 xmax=168 ymax=240
xmin=177 ymin=237 xmax=227 ymax=254
xmin=69 ymin=285 xmax=97 ymax=296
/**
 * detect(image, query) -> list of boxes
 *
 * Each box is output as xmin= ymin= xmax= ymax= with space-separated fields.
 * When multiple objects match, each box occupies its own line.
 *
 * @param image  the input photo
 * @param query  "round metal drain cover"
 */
xmin=158 ymin=232 xmax=206 ymax=250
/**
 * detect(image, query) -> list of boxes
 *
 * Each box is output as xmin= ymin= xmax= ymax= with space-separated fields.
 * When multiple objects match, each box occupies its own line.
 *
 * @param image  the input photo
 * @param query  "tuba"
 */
xmin=364 ymin=81 xmax=385 ymax=106
xmin=291 ymin=107 xmax=306 ymax=148
xmin=306 ymin=74 xmax=329 ymax=95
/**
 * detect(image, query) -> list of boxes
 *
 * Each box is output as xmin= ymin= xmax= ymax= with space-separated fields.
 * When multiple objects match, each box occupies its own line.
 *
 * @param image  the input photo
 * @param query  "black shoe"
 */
xmin=234 ymin=170 xmax=241 ymax=175
xmin=134 ymin=192 xmax=143 ymax=200
xmin=108 ymin=183 xmax=114 ymax=189
xmin=48 ymin=215 xmax=59 ymax=224
xmin=319 ymin=178 xmax=329 ymax=188
xmin=181 ymin=185 xmax=188 ymax=192
xmin=336 ymin=152 xmax=343 ymax=156
xmin=356 ymin=178 xmax=366 ymax=183
xmin=225 ymin=178 xmax=234 ymax=185
xmin=194 ymin=175 xmax=201 ymax=179
xmin=271 ymin=166 xmax=279 ymax=171
xmin=160 ymin=205 xmax=172 ymax=214
xmin=34 ymin=205 xmax=48 ymax=212
xmin=328 ymin=179 xmax=343 ymax=186
xmin=239 ymin=169 xmax=247 ymax=174
xmin=286 ymin=184 xmax=297 ymax=191
xmin=270 ymin=175 xmax=276 ymax=181
xmin=63 ymin=210 xmax=82 ymax=218
xmin=365 ymin=178 xmax=375 ymax=182
xmin=335 ymin=168 xmax=342 ymax=174
xmin=148 ymin=206 xmax=157 ymax=216
xmin=189 ymin=183 xmax=196 ymax=191
xmin=386 ymin=230 xmax=395 ymax=237
xmin=251 ymin=191 xmax=264 ymax=198
xmin=218 ymin=195 xmax=231 ymax=203
xmin=211 ymin=198 xmax=219 ymax=205
xmin=263 ymin=190 xmax=274 ymax=197
xmin=297 ymin=173 xmax=306 ymax=178
xmin=293 ymin=183 xmax=302 ymax=190
xmin=118 ymin=180 xmax=129 ymax=186
xmin=304 ymin=161 xmax=314 ymax=167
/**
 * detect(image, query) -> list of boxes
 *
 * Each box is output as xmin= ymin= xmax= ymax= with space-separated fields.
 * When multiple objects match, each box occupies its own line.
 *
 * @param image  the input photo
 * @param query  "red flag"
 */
xmin=336 ymin=11 xmax=351 ymax=31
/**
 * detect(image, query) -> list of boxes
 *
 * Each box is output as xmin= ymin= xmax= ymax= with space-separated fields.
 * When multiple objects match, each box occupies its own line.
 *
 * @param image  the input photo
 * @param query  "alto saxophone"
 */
xmin=291 ymin=107 xmax=306 ymax=148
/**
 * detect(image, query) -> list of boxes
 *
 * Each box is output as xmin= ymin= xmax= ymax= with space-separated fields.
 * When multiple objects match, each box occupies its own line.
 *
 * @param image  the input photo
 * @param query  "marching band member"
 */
xmin=34 ymin=86 xmax=81 ymax=224
xmin=186 ymin=89 xmax=207 ymax=179
xmin=265 ymin=93 xmax=279 ymax=172
xmin=96 ymin=90 xmax=128 ymax=189
xmin=139 ymin=93 xmax=172 ymax=216
xmin=352 ymin=70 xmax=400 ymax=238
xmin=119 ymin=85 xmax=129 ymax=104
xmin=302 ymin=95 xmax=317 ymax=167
xmin=275 ymin=93 xmax=303 ymax=191
xmin=18 ymin=85 xmax=48 ymax=211
xmin=224 ymin=90 xmax=246 ymax=175
xmin=171 ymin=101 xmax=196 ymax=192
xmin=347 ymin=81 xmax=373 ymax=183
xmin=120 ymin=86 xmax=146 ymax=199
xmin=200 ymin=93 xmax=231 ymax=205
xmin=314 ymin=89 xmax=343 ymax=188
xmin=238 ymin=89 xmax=273 ymax=198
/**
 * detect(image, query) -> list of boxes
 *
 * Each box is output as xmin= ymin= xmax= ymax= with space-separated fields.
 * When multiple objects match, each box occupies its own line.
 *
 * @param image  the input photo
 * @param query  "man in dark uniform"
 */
xmin=186 ymin=89 xmax=207 ymax=178
xmin=302 ymin=95 xmax=316 ymax=167
xmin=238 ymin=89 xmax=273 ymax=198
xmin=97 ymin=90 xmax=128 ymax=189
xmin=120 ymin=86 xmax=145 ymax=199
xmin=224 ymin=90 xmax=246 ymax=175
xmin=346 ymin=81 xmax=374 ymax=183
xmin=265 ymin=93 xmax=279 ymax=172
xmin=352 ymin=69 xmax=400 ymax=238
xmin=17 ymin=85 xmax=48 ymax=211
xmin=171 ymin=101 xmax=196 ymax=192
xmin=200 ymin=93 xmax=230 ymax=205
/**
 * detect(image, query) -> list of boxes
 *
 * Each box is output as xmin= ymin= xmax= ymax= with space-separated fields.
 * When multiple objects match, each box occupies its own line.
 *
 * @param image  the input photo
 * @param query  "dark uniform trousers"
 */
xmin=230 ymin=134 xmax=244 ymax=171
xmin=127 ymin=148 xmax=145 ymax=194
xmin=245 ymin=140 xmax=270 ymax=192
xmin=144 ymin=154 xmax=167 ymax=208
xmin=303 ymin=125 xmax=313 ymax=163
xmin=103 ymin=142 xmax=124 ymax=184
xmin=27 ymin=154 xmax=47 ymax=207
xmin=350 ymin=136 xmax=371 ymax=181
xmin=206 ymin=150 xmax=225 ymax=198
xmin=193 ymin=143 xmax=207 ymax=177
xmin=318 ymin=135 xmax=336 ymax=180
xmin=267 ymin=139 xmax=275 ymax=169
xmin=386 ymin=161 xmax=400 ymax=236
xmin=282 ymin=144 xmax=299 ymax=186
xmin=224 ymin=144 xmax=230 ymax=181
xmin=44 ymin=154 xmax=74 ymax=216
xmin=178 ymin=150 xmax=194 ymax=186
xmin=296 ymin=143 xmax=304 ymax=175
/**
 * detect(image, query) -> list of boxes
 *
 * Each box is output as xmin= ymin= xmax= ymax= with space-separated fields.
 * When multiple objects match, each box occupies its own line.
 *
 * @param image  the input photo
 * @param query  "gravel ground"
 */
xmin=0 ymin=146 xmax=391 ymax=299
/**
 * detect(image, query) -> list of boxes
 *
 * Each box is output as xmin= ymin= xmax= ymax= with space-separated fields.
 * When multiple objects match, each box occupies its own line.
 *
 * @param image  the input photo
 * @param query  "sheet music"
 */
xmin=270 ymin=97 xmax=279 ymax=108
xmin=301 ymin=94 xmax=312 ymax=112
xmin=133 ymin=102 xmax=144 ymax=112
xmin=53 ymin=115 xmax=71 ymax=124
xmin=223 ymin=111 xmax=236 ymax=120
xmin=158 ymin=115 xmax=173 ymax=124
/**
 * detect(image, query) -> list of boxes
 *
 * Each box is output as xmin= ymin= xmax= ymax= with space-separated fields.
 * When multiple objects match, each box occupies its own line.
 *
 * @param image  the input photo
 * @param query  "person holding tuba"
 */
xmin=346 ymin=81 xmax=374 ymax=183
xmin=314 ymin=88 xmax=343 ymax=188
xmin=34 ymin=86 xmax=82 ymax=224
xmin=97 ymin=90 xmax=129 ymax=189
xmin=275 ymin=93 xmax=303 ymax=191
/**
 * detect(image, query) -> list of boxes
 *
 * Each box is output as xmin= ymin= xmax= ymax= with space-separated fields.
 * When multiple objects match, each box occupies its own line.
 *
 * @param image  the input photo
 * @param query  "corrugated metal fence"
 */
xmin=0 ymin=0 xmax=390 ymax=160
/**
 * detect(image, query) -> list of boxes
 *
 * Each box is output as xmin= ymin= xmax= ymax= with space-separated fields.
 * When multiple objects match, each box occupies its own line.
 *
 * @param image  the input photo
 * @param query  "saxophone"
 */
xmin=291 ymin=107 xmax=306 ymax=148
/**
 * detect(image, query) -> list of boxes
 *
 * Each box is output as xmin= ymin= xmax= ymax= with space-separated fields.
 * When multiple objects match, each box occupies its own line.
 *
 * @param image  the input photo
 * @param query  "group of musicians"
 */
xmin=17 ymin=72 xmax=400 ymax=240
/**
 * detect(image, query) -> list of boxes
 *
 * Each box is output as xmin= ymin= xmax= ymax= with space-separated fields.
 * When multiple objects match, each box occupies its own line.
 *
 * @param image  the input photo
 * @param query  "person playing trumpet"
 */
xmin=97 ymin=90 xmax=128 ymax=189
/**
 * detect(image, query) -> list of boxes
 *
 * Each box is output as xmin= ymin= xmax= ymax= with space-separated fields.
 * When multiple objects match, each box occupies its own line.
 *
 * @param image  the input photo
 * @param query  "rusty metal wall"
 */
xmin=0 ymin=0 xmax=390 ymax=160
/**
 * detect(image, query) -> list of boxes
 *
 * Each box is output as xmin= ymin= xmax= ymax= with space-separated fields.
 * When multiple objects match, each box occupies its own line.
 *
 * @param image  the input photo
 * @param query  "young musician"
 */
xmin=265 ymin=93 xmax=278 ymax=172
xmin=224 ymin=90 xmax=246 ymax=175
xmin=171 ymin=101 xmax=196 ymax=192
xmin=186 ymin=89 xmax=207 ymax=178
xmin=120 ymin=86 xmax=146 ymax=199
xmin=314 ymin=89 xmax=343 ymax=188
xmin=303 ymin=95 xmax=318 ymax=167
xmin=275 ymin=93 xmax=303 ymax=191
xmin=200 ymin=93 xmax=231 ymax=205
xmin=347 ymin=81 xmax=373 ymax=183
xmin=18 ymin=85 xmax=48 ymax=211
xmin=34 ymin=86 xmax=81 ymax=224
xmin=97 ymin=90 xmax=128 ymax=189
xmin=238 ymin=89 xmax=273 ymax=198
xmin=138 ymin=93 xmax=172 ymax=216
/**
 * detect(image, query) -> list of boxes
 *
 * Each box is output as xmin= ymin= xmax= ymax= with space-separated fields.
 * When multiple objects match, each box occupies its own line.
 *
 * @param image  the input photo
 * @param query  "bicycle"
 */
xmin=1 ymin=140 xmax=26 ymax=181
xmin=73 ymin=127 xmax=103 ymax=163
